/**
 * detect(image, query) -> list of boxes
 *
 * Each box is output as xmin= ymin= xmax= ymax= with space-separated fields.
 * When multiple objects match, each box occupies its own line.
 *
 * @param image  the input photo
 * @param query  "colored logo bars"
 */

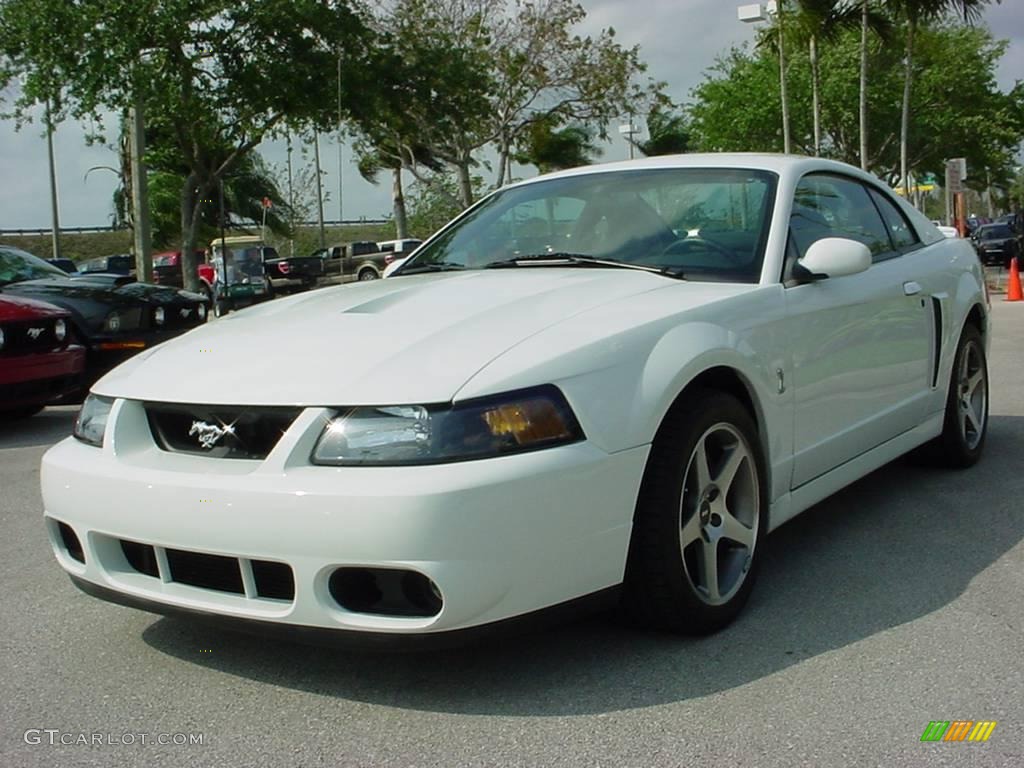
xmin=921 ymin=721 xmax=997 ymax=742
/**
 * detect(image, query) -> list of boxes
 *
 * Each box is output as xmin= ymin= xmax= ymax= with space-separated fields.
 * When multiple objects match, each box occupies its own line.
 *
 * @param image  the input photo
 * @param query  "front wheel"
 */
xmin=622 ymin=390 xmax=767 ymax=635
xmin=213 ymin=299 xmax=228 ymax=318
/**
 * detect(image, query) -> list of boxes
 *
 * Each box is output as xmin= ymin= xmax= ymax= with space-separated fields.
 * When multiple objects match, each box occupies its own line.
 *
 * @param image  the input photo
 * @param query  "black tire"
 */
xmin=921 ymin=323 xmax=988 ymax=468
xmin=0 ymin=405 xmax=45 ymax=421
xmin=622 ymin=389 xmax=767 ymax=635
xmin=358 ymin=268 xmax=378 ymax=281
xmin=213 ymin=299 xmax=228 ymax=318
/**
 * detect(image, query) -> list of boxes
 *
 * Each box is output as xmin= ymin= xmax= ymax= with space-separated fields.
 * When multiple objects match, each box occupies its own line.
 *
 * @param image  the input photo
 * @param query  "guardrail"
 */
xmin=0 ymin=220 xmax=390 ymax=237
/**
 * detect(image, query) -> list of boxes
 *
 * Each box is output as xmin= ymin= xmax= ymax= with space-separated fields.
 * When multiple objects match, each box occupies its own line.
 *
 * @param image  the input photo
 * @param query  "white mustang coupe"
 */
xmin=42 ymin=155 xmax=989 ymax=645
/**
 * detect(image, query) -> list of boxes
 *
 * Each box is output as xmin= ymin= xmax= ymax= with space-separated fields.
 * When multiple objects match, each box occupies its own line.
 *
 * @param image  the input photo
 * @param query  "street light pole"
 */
xmin=44 ymin=97 xmax=61 ymax=259
xmin=739 ymin=1 xmax=791 ymax=154
xmin=128 ymin=96 xmax=153 ymax=282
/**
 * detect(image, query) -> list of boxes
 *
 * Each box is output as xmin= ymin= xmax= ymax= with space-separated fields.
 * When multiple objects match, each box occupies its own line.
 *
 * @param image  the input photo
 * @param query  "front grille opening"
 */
xmin=252 ymin=560 xmax=295 ymax=600
xmin=144 ymin=403 xmax=301 ymax=460
xmin=328 ymin=567 xmax=442 ymax=618
xmin=165 ymin=548 xmax=244 ymax=594
xmin=120 ymin=540 xmax=159 ymax=578
xmin=58 ymin=522 xmax=84 ymax=564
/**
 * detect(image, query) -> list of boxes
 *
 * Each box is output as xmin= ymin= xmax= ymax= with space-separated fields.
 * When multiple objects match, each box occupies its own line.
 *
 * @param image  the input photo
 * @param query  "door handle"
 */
xmin=903 ymin=281 xmax=922 ymax=296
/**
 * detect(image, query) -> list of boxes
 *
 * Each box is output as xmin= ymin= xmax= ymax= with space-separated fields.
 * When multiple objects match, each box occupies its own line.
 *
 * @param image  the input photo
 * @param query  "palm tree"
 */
xmin=357 ymin=140 xmax=442 ymax=239
xmin=893 ymin=0 xmax=997 ymax=198
xmin=513 ymin=116 xmax=603 ymax=174
xmin=632 ymin=104 xmax=690 ymax=157
xmin=763 ymin=1 xmax=885 ymax=156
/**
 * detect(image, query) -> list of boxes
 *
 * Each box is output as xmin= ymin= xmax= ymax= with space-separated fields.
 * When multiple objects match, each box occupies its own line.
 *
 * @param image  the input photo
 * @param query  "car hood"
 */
xmin=0 ymin=292 xmax=70 ymax=321
xmin=95 ymin=269 xmax=736 ymax=405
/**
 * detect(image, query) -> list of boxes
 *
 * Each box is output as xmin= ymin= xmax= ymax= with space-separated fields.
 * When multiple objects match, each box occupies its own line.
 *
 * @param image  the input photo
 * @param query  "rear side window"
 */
xmin=869 ymin=189 xmax=919 ymax=251
xmin=791 ymin=174 xmax=893 ymax=261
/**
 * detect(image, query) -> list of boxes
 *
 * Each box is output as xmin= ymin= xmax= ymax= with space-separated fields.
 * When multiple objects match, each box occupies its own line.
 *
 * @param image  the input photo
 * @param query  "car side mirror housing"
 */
xmin=794 ymin=237 xmax=872 ymax=281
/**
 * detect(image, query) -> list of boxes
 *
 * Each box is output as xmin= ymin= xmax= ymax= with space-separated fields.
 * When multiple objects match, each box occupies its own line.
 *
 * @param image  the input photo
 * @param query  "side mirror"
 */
xmin=795 ymin=237 xmax=872 ymax=281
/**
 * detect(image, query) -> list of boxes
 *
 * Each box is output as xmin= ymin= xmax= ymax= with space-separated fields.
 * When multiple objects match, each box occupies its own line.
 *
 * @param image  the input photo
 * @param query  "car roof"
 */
xmin=506 ymin=153 xmax=887 ymax=190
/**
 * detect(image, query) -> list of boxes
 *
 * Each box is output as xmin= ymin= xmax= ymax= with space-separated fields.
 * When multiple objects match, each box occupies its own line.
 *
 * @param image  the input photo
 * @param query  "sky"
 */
xmin=0 ymin=0 xmax=1022 ymax=231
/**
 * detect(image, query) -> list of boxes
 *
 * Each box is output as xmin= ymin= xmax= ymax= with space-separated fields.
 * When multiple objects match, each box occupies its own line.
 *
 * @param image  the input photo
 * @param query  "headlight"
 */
xmin=104 ymin=312 xmax=121 ymax=332
xmin=73 ymin=394 xmax=114 ymax=447
xmin=54 ymin=319 xmax=67 ymax=342
xmin=154 ymin=307 xmax=165 ymax=326
xmin=312 ymin=386 xmax=584 ymax=466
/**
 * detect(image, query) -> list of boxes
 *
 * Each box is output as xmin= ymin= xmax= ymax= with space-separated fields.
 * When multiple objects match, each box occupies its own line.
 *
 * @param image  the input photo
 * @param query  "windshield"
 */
xmin=402 ymin=168 xmax=777 ymax=282
xmin=0 ymin=245 xmax=70 ymax=285
xmin=981 ymin=225 xmax=1013 ymax=240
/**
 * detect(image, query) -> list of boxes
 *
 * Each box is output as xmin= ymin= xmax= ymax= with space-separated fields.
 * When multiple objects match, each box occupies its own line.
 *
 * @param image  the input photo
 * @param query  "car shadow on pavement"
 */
xmin=142 ymin=414 xmax=1024 ymax=716
xmin=0 ymin=406 xmax=77 ymax=450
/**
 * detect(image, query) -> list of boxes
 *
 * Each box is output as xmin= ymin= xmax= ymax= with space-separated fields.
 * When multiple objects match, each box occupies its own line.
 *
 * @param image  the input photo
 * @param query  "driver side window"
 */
xmin=791 ymin=174 xmax=893 ymax=262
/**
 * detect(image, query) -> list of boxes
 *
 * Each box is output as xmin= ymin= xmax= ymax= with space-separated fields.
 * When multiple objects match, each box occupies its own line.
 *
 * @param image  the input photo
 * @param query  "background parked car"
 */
xmin=314 ymin=240 xmax=386 ymax=281
xmin=79 ymin=254 xmax=135 ymax=277
xmin=0 ymin=244 xmax=207 ymax=392
xmin=215 ymin=236 xmax=322 ymax=294
xmin=0 ymin=294 xmax=85 ymax=419
xmin=972 ymin=223 xmax=1020 ymax=267
xmin=47 ymin=257 xmax=79 ymax=275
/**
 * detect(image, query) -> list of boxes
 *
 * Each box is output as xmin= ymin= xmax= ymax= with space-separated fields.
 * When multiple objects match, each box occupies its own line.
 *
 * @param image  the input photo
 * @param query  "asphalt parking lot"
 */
xmin=1 ymin=302 xmax=1022 ymax=768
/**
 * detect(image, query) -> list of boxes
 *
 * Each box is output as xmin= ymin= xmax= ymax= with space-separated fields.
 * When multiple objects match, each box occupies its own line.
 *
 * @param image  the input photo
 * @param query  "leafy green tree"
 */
xmin=0 ymin=0 xmax=375 ymax=290
xmin=690 ymin=22 xmax=1024 ymax=187
xmin=351 ymin=0 xmax=655 ymax=209
xmin=891 ymin=0 xmax=999 ymax=196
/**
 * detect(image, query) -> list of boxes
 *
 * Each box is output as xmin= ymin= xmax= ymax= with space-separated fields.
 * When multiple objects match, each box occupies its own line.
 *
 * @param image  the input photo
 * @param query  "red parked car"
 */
xmin=0 ymin=294 xmax=85 ymax=419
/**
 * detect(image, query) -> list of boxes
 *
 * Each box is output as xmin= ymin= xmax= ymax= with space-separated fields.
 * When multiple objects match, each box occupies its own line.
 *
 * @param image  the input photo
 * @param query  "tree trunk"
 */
xmin=456 ymin=160 xmax=474 ymax=209
xmin=859 ymin=0 xmax=869 ymax=171
xmin=900 ymin=19 xmax=915 ymax=202
xmin=392 ymin=167 xmax=408 ymax=239
xmin=496 ymin=138 xmax=509 ymax=188
xmin=180 ymin=173 xmax=202 ymax=293
xmin=810 ymin=36 xmax=821 ymax=157
xmin=777 ymin=5 xmax=791 ymax=154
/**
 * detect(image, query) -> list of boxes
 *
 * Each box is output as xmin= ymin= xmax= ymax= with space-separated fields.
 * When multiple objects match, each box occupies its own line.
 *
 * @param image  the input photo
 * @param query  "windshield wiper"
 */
xmin=396 ymin=262 xmax=466 ymax=275
xmin=485 ymin=253 xmax=685 ymax=279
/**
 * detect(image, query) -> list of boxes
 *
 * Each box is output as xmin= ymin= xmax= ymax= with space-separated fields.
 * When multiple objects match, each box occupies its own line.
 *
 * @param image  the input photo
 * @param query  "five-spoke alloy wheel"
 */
xmin=624 ymin=389 xmax=767 ymax=635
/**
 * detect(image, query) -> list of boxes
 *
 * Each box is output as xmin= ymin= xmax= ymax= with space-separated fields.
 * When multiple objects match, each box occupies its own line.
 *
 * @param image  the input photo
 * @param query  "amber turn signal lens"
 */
xmin=482 ymin=399 xmax=573 ymax=445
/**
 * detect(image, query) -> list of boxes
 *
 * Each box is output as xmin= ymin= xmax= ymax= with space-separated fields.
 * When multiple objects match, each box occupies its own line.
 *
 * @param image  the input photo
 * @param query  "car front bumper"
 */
xmin=0 ymin=345 xmax=85 ymax=406
xmin=41 ymin=399 xmax=647 ymax=641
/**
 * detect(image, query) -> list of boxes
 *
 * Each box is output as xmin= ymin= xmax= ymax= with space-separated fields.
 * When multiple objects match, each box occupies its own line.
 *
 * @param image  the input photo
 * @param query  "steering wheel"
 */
xmin=661 ymin=236 xmax=739 ymax=263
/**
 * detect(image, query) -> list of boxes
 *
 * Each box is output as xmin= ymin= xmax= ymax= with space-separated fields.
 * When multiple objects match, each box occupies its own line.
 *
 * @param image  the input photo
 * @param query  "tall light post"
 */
xmin=129 ymin=50 xmax=156 ymax=283
xmin=738 ymin=2 xmax=791 ymax=154
xmin=44 ymin=97 xmax=61 ymax=259
xmin=336 ymin=52 xmax=344 ymax=224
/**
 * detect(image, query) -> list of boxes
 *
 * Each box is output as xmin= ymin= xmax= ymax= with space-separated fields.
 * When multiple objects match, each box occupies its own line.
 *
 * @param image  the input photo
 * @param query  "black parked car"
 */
xmin=47 ymin=257 xmax=79 ymax=274
xmin=0 ymin=245 xmax=208 ymax=392
xmin=973 ymin=223 xmax=1021 ymax=268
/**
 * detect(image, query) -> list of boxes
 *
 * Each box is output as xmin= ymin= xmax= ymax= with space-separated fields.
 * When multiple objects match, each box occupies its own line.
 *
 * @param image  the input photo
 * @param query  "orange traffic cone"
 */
xmin=1008 ymin=256 xmax=1023 ymax=302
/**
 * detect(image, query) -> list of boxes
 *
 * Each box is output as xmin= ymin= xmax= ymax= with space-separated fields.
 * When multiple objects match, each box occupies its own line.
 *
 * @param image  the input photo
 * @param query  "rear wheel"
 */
xmin=921 ymin=323 xmax=988 ymax=467
xmin=358 ymin=268 xmax=378 ymax=281
xmin=623 ymin=390 xmax=767 ymax=635
xmin=213 ymin=299 xmax=228 ymax=318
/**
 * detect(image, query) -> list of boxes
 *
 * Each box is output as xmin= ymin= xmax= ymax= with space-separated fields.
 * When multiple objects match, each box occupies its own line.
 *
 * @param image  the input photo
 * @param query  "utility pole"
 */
xmin=45 ymin=98 xmax=61 ymax=259
xmin=313 ymin=132 xmax=326 ymax=249
xmin=337 ymin=52 xmax=344 ymax=224
xmin=286 ymin=132 xmax=295 ymax=258
xmin=128 ymin=96 xmax=153 ymax=282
